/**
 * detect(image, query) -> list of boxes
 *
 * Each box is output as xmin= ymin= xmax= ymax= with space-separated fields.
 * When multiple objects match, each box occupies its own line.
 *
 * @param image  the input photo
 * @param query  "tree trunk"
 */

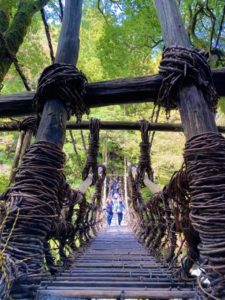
xmin=154 ymin=0 xmax=218 ymax=139
xmin=0 ymin=0 xmax=50 ymax=84
xmin=154 ymin=1 xmax=225 ymax=298
xmin=0 ymin=1 xmax=84 ymax=298
xmin=36 ymin=0 xmax=83 ymax=148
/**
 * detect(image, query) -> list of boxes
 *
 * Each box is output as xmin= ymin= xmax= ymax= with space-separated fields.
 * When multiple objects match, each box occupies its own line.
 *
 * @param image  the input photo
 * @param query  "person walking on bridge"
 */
xmin=105 ymin=199 xmax=114 ymax=226
xmin=115 ymin=198 xmax=125 ymax=226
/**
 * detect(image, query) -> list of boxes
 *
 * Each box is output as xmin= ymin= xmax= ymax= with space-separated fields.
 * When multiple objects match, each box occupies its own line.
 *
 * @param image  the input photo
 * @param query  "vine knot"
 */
xmin=34 ymin=63 xmax=88 ymax=120
xmin=158 ymin=46 xmax=218 ymax=113
xmin=17 ymin=116 xmax=38 ymax=133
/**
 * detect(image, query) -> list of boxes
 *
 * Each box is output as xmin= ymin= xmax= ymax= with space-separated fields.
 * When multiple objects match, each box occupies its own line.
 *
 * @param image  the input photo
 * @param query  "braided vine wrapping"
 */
xmin=158 ymin=46 xmax=218 ymax=112
xmin=136 ymin=120 xmax=154 ymax=185
xmin=34 ymin=63 xmax=88 ymax=120
xmin=82 ymin=119 xmax=101 ymax=185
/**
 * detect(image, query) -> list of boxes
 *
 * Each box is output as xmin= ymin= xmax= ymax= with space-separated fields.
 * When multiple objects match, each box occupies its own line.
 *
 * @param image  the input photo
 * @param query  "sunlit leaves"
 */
xmin=0 ymin=0 xmax=224 ymax=190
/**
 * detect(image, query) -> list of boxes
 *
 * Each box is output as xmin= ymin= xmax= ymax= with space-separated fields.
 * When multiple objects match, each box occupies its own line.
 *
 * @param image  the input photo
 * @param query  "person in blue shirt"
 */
xmin=105 ymin=199 xmax=114 ymax=226
xmin=115 ymin=199 xmax=125 ymax=226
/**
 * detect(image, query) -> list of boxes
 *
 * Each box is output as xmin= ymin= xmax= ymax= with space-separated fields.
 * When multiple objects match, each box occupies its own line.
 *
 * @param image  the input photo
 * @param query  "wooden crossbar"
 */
xmin=0 ymin=68 xmax=224 ymax=117
xmin=1 ymin=120 xmax=225 ymax=133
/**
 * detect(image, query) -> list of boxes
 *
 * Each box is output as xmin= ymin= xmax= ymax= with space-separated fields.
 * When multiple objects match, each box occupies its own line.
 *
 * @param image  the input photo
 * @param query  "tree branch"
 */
xmin=205 ymin=1 xmax=216 ymax=52
xmin=0 ymin=2 xmax=10 ymax=33
xmin=188 ymin=3 xmax=204 ymax=46
xmin=41 ymin=8 xmax=55 ymax=63
xmin=97 ymin=0 xmax=108 ymax=23
xmin=0 ymin=0 xmax=50 ymax=84
xmin=215 ymin=5 xmax=225 ymax=48
xmin=35 ymin=0 xmax=50 ymax=8
xmin=58 ymin=0 xmax=63 ymax=22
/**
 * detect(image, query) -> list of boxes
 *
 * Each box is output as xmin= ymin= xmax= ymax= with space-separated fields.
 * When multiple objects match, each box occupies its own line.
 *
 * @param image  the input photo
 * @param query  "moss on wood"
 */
xmin=0 ymin=0 xmax=49 ymax=84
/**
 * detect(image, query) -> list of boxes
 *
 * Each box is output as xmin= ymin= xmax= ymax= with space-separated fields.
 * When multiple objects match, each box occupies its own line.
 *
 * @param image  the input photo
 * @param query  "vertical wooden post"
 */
xmin=154 ymin=0 xmax=218 ymax=139
xmin=10 ymin=127 xmax=34 ymax=184
xmin=19 ymin=129 xmax=33 ymax=163
xmin=124 ymin=157 xmax=128 ymax=206
xmin=9 ymin=130 xmax=25 ymax=183
xmin=0 ymin=1 xmax=85 ymax=297
xmin=154 ymin=1 xmax=225 ymax=297
xmin=36 ymin=0 xmax=83 ymax=148
xmin=103 ymin=177 xmax=107 ymax=204
xmin=124 ymin=157 xmax=130 ymax=224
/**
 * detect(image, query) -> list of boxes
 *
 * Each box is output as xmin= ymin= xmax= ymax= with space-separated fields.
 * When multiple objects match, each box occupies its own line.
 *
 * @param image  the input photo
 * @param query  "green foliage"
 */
xmin=0 ymin=0 xmax=224 ymax=189
xmin=97 ymin=0 xmax=161 ymax=79
xmin=78 ymin=8 xmax=105 ymax=81
xmin=219 ymin=98 xmax=225 ymax=114
xmin=0 ymin=174 xmax=9 ymax=193
xmin=179 ymin=0 xmax=225 ymax=67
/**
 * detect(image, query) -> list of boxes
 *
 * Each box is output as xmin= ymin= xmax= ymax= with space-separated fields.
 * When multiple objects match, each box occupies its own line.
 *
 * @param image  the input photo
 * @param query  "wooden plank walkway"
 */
xmin=36 ymin=224 xmax=197 ymax=299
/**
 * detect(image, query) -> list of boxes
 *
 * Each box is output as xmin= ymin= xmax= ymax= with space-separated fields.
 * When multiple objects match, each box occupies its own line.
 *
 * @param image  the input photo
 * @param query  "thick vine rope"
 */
xmin=158 ymin=46 xmax=218 ymax=112
xmin=47 ymin=188 xmax=82 ymax=266
xmin=82 ymin=119 xmax=101 ymax=184
xmin=34 ymin=63 xmax=88 ymax=120
xmin=89 ymin=165 xmax=106 ymax=233
xmin=17 ymin=116 xmax=38 ymax=133
xmin=127 ymin=162 xmax=199 ymax=279
xmin=137 ymin=120 xmax=154 ymax=185
xmin=164 ymin=168 xmax=200 ymax=277
xmin=184 ymin=132 xmax=225 ymax=299
xmin=0 ymin=142 xmax=65 ymax=299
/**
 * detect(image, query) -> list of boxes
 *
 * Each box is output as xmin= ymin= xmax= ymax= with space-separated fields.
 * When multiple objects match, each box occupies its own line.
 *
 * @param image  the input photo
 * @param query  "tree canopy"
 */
xmin=0 ymin=0 xmax=224 ymax=191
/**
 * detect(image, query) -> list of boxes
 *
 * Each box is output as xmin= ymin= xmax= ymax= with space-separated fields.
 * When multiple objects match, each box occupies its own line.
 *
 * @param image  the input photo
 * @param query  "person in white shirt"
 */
xmin=115 ymin=199 xmax=125 ymax=225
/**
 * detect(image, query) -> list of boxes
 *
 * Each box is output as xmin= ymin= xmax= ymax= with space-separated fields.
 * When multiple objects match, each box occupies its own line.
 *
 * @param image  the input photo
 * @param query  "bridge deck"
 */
xmin=35 ymin=224 xmax=196 ymax=299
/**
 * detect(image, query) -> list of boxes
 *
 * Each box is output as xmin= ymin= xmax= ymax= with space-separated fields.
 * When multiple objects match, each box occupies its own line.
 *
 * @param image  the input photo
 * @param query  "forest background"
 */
xmin=0 ymin=0 xmax=224 ymax=193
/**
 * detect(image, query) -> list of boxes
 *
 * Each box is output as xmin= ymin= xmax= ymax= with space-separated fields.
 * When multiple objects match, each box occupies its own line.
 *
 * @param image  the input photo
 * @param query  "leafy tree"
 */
xmin=97 ymin=0 xmax=162 ymax=79
xmin=0 ymin=0 xmax=224 ymax=190
xmin=0 ymin=0 xmax=51 ymax=86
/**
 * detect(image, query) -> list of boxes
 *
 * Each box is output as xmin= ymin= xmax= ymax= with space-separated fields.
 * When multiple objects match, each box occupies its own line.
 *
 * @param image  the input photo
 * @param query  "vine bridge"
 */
xmin=0 ymin=0 xmax=225 ymax=300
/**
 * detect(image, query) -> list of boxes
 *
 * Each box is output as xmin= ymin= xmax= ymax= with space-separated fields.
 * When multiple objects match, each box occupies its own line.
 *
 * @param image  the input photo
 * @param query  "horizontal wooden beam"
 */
xmin=37 ymin=289 xmax=196 ymax=299
xmin=1 ymin=120 xmax=225 ymax=133
xmin=0 ymin=68 xmax=224 ymax=117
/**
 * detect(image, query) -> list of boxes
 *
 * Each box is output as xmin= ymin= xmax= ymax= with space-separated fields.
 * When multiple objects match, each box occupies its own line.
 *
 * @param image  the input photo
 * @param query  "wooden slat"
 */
xmin=46 ymin=276 xmax=186 ymax=283
xmin=37 ymin=225 xmax=196 ymax=299
xmin=37 ymin=289 xmax=196 ymax=299
xmin=61 ymin=269 xmax=176 ymax=275
xmin=41 ymin=281 xmax=192 ymax=288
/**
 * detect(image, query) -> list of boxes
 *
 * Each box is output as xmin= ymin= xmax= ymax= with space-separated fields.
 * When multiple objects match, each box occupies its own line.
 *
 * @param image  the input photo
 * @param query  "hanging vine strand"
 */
xmin=82 ymin=119 xmax=101 ymax=184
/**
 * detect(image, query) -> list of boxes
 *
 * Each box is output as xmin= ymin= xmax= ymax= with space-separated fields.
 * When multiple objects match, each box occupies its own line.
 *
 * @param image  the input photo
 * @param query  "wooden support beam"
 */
xmin=154 ymin=3 xmax=225 ymax=298
xmin=66 ymin=121 xmax=225 ymax=133
xmin=1 ymin=120 xmax=225 ymax=133
xmin=36 ymin=289 xmax=196 ymax=299
xmin=36 ymin=0 xmax=83 ymax=148
xmin=154 ymin=0 xmax=218 ymax=139
xmin=0 ymin=68 xmax=224 ymax=117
